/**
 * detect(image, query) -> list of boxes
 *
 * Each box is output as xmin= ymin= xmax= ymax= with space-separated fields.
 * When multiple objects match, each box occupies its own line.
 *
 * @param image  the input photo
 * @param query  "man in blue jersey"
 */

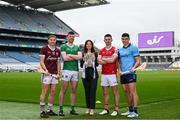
xmin=117 ymin=33 xmax=140 ymax=118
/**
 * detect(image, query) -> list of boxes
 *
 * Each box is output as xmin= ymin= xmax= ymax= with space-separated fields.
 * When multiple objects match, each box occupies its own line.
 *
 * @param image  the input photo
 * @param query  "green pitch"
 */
xmin=0 ymin=71 xmax=180 ymax=119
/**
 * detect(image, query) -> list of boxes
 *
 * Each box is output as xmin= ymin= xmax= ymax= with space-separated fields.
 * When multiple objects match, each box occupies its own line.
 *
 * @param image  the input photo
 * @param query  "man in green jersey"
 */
xmin=59 ymin=31 xmax=82 ymax=116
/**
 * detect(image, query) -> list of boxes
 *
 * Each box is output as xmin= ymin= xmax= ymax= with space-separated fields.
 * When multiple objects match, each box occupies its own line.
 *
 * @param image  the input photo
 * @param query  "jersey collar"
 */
xmin=48 ymin=45 xmax=56 ymax=51
xmin=123 ymin=43 xmax=131 ymax=49
xmin=105 ymin=45 xmax=112 ymax=51
xmin=66 ymin=43 xmax=74 ymax=48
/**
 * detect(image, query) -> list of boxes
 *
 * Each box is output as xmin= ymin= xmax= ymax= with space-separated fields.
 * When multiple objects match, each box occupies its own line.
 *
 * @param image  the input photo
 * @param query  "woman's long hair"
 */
xmin=83 ymin=40 xmax=95 ymax=53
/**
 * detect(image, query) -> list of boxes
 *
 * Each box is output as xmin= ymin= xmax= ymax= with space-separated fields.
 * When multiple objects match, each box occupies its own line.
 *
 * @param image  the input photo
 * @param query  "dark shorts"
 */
xmin=120 ymin=74 xmax=137 ymax=84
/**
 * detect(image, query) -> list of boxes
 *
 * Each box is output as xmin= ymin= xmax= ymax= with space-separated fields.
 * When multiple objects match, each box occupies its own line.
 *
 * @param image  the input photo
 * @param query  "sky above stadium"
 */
xmin=56 ymin=0 xmax=179 ymax=49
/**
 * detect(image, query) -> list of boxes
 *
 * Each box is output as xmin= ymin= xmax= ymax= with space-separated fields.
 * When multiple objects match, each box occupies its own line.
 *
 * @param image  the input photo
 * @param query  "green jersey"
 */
xmin=61 ymin=43 xmax=81 ymax=71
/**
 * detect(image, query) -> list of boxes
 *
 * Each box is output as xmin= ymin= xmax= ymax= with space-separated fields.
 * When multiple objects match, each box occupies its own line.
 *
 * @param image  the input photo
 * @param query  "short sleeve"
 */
xmin=60 ymin=44 xmax=66 ymax=53
xmin=77 ymin=46 xmax=81 ymax=52
xmin=98 ymin=49 xmax=102 ymax=56
xmin=40 ymin=47 xmax=46 ymax=56
xmin=57 ymin=48 xmax=61 ymax=58
xmin=132 ymin=46 xmax=139 ymax=57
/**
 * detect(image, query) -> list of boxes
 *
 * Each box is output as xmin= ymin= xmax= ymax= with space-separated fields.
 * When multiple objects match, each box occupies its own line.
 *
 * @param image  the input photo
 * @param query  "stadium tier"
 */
xmin=0 ymin=0 xmax=109 ymax=72
xmin=0 ymin=5 xmax=73 ymax=33
xmin=138 ymin=31 xmax=180 ymax=69
xmin=0 ymin=4 xmax=76 ymax=71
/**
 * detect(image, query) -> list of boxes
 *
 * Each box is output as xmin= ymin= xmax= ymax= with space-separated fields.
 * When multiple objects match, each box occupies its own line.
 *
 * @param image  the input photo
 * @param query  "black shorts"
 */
xmin=120 ymin=74 xmax=137 ymax=84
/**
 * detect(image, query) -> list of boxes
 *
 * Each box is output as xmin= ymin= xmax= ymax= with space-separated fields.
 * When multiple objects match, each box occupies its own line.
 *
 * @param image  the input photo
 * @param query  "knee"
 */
xmin=124 ymin=89 xmax=129 ymax=95
xmin=71 ymin=89 xmax=77 ymax=94
xmin=40 ymin=93 xmax=46 ymax=100
xmin=60 ymin=90 xmax=66 ymax=95
xmin=50 ymin=90 xmax=56 ymax=96
xmin=130 ymin=91 xmax=137 ymax=96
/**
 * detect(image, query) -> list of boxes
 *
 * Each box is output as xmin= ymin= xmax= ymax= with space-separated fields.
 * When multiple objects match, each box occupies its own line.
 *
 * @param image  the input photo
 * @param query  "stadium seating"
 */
xmin=0 ymin=53 xmax=23 ymax=65
xmin=0 ymin=5 xmax=72 ymax=33
xmin=6 ymin=51 xmax=39 ymax=63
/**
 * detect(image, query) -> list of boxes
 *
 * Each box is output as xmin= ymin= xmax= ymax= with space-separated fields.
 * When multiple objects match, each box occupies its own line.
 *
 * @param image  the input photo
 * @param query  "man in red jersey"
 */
xmin=98 ymin=34 xmax=119 ymax=116
xmin=39 ymin=35 xmax=61 ymax=118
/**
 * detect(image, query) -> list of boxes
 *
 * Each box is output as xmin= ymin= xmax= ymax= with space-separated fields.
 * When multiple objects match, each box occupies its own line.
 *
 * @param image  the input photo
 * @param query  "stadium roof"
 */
xmin=0 ymin=0 xmax=109 ymax=12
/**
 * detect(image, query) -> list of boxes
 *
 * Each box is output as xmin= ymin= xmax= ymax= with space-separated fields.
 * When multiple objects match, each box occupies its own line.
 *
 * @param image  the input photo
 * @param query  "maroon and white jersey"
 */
xmin=40 ymin=45 xmax=60 ymax=74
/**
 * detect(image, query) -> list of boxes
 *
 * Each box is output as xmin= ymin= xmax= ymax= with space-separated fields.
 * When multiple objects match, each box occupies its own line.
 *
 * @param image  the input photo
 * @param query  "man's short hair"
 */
xmin=121 ymin=33 xmax=130 ymax=38
xmin=104 ymin=34 xmax=112 ymax=38
xmin=67 ymin=31 xmax=75 ymax=35
xmin=48 ymin=35 xmax=56 ymax=40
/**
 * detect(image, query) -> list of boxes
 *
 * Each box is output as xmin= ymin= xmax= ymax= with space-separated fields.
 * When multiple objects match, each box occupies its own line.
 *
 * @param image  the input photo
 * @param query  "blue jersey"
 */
xmin=118 ymin=44 xmax=139 ymax=74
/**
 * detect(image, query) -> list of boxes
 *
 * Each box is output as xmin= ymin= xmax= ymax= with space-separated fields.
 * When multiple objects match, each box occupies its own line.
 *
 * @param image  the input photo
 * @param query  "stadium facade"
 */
xmin=0 ymin=0 xmax=109 ymax=72
xmin=138 ymin=31 xmax=180 ymax=69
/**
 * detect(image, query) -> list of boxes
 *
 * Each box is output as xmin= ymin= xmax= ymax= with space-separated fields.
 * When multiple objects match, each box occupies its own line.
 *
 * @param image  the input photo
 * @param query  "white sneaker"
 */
xmin=85 ymin=109 xmax=90 ymax=114
xmin=99 ymin=109 xmax=109 ymax=115
xmin=127 ymin=112 xmax=139 ymax=118
xmin=111 ymin=110 xmax=118 ymax=116
xmin=89 ymin=109 xmax=94 ymax=115
xmin=121 ymin=111 xmax=130 ymax=116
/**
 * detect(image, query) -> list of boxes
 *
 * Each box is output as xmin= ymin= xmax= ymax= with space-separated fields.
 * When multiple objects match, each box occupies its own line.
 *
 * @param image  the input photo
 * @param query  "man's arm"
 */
xmin=61 ymin=52 xmax=74 ymax=61
xmin=98 ymin=55 xmax=107 ymax=65
xmin=101 ymin=54 xmax=118 ymax=63
xmin=68 ymin=51 xmax=82 ymax=60
xmin=116 ymin=60 xmax=122 ymax=76
xmin=57 ymin=58 xmax=61 ymax=79
xmin=40 ymin=55 xmax=48 ymax=73
xmin=130 ymin=56 xmax=140 ymax=72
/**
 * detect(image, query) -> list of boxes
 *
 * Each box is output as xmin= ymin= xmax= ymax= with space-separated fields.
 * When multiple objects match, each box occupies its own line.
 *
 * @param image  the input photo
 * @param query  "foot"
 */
xmin=59 ymin=110 xmax=65 ymax=116
xmin=121 ymin=111 xmax=130 ymax=116
xmin=99 ymin=109 xmax=109 ymax=115
xmin=70 ymin=110 xmax=79 ymax=115
xmin=111 ymin=110 xmax=118 ymax=116
xmin=85 ymin=109 xmax=90 ymax=114
xmin=89 ymin=109 xmax=94 ymax=115
xmin=46 ymin=110 xmax=58 ymax=116
xmin=40 ymin=111 xmax=49 ymax=118
xmin=127 ymin=112 xmax=139 ymax=118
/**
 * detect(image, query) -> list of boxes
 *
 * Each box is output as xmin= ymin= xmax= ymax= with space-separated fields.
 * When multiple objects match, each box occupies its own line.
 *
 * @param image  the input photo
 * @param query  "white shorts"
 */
xmin=62 ymin=70 xmax=78 ymax=81
xmin=101 ymin=74 xmax=118 ymax=86
xmin=41 ymin=74 xmax=58 ymax=85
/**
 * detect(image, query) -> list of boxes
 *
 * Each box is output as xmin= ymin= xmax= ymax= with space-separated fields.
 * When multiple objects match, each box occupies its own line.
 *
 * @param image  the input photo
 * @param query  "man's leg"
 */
xmin=112 ymin=85 xmax=119 ymax=111
xmin=59 ymin=80 xmax=69 ymax=116
xmin=47 ymin=84 xmax=58 ymax=115
xmin=70 ymin=80 xmax=79 ymax=115
xmin=103 ymin=86 xmax=109 ymax=110
xmin=40 ymin=84 xmax=49 ymax=118
xmin=128 ymin=82 xmax=138 ymax=114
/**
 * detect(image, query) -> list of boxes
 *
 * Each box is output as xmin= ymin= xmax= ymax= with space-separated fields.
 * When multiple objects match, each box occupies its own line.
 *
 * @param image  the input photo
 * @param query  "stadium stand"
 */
xmin=0 ymin=0 xmax=108 ymax=72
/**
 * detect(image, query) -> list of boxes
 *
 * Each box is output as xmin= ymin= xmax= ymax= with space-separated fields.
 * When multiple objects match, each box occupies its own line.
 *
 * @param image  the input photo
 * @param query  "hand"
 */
xmin=130 ymin=68 xmax=136 ymax=73
xmin=119 ymin=70 xmax=122 ymax=76
xmin=44 ymin=69 xmax=50 ymax=75
xmin=56 ymin=74 xmax=60 ymax=80
xmin=102 ymin=57 xmax=106 ymax=61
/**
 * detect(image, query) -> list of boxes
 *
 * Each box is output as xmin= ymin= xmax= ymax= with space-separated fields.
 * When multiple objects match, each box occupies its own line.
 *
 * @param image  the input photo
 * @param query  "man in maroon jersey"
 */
xmin=98 ymin=34 xmax=119 ymax=116
xmin=39 ymin=35 xmax=61 ymax=118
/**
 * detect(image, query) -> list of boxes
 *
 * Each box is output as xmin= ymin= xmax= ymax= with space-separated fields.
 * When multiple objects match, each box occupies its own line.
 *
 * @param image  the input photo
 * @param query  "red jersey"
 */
xmin=40 ymin=45 xmax=60 ymax=74
xmin=99 ymin=46 xmax=117 ymax=74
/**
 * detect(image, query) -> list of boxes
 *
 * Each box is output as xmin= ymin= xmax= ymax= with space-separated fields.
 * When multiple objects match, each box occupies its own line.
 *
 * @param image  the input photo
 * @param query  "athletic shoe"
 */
xmin=59 ymin=110 xmax=65 ymax=116
xmin=111 ymin=110 xmax=118 ymax=116
xmin=121 ymin=111 xmax=130 ymax=116
xmin=70 ymin=110 xmax=79 ymax=115
xmin=40 ymin=111 xmax=49 ymax=118
xmin=99 ymin=109 xmax=109 ymax=115
xmin=127 ymin=112 xmax=139 ymax=118
xmin=46 ymin=110 xmax=58 ymax=116
xmin=85 ymin=109 xmax=90 ymax=114
xmin=89 ymin=109 xmax=94 ymax=115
